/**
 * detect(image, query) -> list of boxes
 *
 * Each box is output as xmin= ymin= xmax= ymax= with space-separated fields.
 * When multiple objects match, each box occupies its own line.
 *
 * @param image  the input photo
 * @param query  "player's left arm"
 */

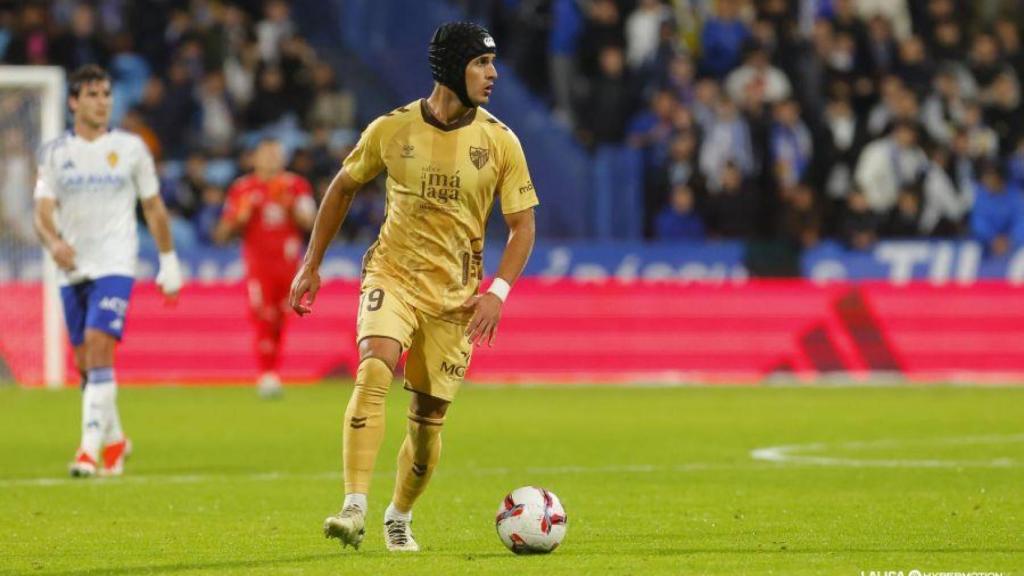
xmin=464 ymin=207 xmax=536 ymax=347
xmin=140 ymin=195 xmax=181 ymax=299
xmin=133 ymin=140 xmax=182 ymax=299
xmin=464 ymin=129 xmax=539 ymax=346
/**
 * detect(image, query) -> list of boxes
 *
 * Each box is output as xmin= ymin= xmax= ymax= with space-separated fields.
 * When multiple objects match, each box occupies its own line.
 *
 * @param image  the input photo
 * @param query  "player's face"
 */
xmin=254 ymin=141 xmax=285 ymax=175
xmin=465 ymin=54 xmax=498 ymax=106
xmin=70 ymin=80 xmax=112 ymax=128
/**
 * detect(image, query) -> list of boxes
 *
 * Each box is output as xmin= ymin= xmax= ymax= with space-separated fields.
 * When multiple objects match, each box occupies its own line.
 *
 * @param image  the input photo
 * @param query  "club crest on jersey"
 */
xmin=469 ymin=146 xmax=490 ymax=169
xmin=401 ymin=144 xmax=415 ymax=158
xmin=107 ymin=151 xmax=119 ymax=168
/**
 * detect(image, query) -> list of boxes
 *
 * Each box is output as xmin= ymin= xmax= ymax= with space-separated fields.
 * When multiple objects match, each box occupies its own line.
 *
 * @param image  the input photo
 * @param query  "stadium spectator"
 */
xmin=810 ymin=94 xmax=868 ymax=233
xmin=306 ymin=61 xmax=355 ymax=132
xmin=883 ymin=186 xmax=925 ymax=237
xmin=655 ymin=184 xmax=705 ymax=240
xmin=195 ymin=186 xmax=225 ymax=246
xmin=704 ymin=161 xmax=757 ymax=238
xmin=970 ymin=33 xmax=1013 ymax=100
xmin=256 ymin=0 xmax=294 ymax=64
xmin=247 ymin=65 xmax=290 ymax=128
xmin=577 ymin=0 xmax=625 ymax=82
xmin=970 ymin=160 xmax=1023 ymax=257
xmin=921 ymin=67 xmax=973 ymax=146
xmin=197 ymin=71 xmax=236 ymax=155
xmin=894 ymin=35 xmax=935 ymax=100
xmin=855 ymin=121 xmax=928 ymax=214
xmin=770 ymin=99 xmax=813 ymax=193
xmin=153 ymin=61 xmax=200 ymax=159
xmin=921 ymin=147 xmax=971 ymax=237
xmin=699 ymin=0 xmax=750 ymax=79
xmin=579 ymin=45 xmax=633 ymax=146
xmin=548 ymin=0 xmax=583 ymax=126
xmin=839 ymin=189 xmax=881 ymax=251
xmin=3 ymin=4 xmax=52 ymax=65
xmin=961 ymin=100 xmax=1000 ymax=159
xmin=624 ymin=0 xmax=669 ymax=73
xmin=700 ymin=98 xmax=755 ymax=186
xmin=983 ymin=71 xmax=1023 ymax=154
xmin=779 ymin=182 xmax=823 ymax=249
xmin=856 ymin=0 xmax=912 ymax=41
xmin=865 ymin=16 xmax=898 ymax=76
xmin=725 ymin=43 xmax=792 ymax=105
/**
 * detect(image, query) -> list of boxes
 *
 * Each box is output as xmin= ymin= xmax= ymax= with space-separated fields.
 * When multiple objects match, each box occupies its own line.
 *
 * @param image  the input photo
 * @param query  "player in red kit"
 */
xmin=216 ymin=138 xmax=316 ymax=397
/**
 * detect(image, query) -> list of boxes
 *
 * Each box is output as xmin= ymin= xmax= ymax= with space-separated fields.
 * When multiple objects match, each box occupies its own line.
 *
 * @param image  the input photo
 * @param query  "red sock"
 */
xmin=254 ymin=306 xmax=283 ymax=373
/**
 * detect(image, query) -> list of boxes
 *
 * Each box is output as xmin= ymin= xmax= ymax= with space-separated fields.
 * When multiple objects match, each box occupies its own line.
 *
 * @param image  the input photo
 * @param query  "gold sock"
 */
xmin=392 ymin=411 xmax=444 ymax=513
xmin=343 ymin=357 xmax=393 ymax=494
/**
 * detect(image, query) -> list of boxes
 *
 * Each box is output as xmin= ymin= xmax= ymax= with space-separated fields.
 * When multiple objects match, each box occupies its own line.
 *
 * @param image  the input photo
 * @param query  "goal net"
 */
xmin=0 ymin=66 xmax=66 ymax=387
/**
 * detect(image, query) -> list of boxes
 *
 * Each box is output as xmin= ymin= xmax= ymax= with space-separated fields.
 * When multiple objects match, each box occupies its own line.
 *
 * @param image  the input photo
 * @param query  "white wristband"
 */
xmin=158 ymin=251 xmax=178 ymax=269
xmin=486 ymin=277 xmax=511 ymax=303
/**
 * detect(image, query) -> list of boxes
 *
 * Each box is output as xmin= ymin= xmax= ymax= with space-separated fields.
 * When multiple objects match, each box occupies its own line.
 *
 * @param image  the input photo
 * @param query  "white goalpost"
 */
xmin=0 ymin=66 xmax=66 ymax=388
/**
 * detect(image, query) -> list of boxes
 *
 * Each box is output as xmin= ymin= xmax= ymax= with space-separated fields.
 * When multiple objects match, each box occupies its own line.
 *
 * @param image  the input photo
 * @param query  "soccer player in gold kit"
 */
xmin=288 ymin=22 xmax=538 ymax=551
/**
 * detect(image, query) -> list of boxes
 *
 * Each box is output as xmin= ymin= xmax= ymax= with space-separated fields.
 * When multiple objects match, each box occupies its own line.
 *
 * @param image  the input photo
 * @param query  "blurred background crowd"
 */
xmin=0 ymin=0 xmax=380 ymax=252
xmin=4 ymin=0 xmax=1024 ymax=255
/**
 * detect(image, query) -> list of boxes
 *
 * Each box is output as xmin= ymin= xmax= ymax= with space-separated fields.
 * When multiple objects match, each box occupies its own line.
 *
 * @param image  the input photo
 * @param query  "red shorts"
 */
xmin=246 ymin=269 xmax=293 ymax=317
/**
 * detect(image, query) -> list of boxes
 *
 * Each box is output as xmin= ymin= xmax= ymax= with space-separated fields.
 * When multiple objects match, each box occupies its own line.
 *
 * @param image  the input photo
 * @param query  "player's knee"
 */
xmin=410 ymin=392 xmax=450 ymax=421
xmin=358 ymin=337 xmax=401 ymax=372
xmin=83 ymin=330 xmax=116 ymax=368
xmin=354 ymin=357 xmax=393 ymax=400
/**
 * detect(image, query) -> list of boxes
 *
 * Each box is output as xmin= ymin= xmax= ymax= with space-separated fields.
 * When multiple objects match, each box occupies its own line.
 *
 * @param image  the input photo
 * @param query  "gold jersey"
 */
xmin=343 ymin=99 xmax=539 ymax=319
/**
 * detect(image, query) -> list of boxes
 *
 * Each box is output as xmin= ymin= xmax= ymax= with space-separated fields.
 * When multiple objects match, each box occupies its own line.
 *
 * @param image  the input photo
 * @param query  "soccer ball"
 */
xmin=495 ymin=486 xmax=568 ymax=554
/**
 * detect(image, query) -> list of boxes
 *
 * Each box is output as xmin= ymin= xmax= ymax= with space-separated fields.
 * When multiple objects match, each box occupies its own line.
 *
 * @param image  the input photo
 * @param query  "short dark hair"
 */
xmin=68 ymin=65 xmax=110 ymax=97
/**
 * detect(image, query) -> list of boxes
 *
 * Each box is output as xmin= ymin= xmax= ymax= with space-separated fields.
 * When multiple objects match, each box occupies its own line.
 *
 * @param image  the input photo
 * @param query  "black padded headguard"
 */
xmin=428 ymin=22 xmax=496 ymax=108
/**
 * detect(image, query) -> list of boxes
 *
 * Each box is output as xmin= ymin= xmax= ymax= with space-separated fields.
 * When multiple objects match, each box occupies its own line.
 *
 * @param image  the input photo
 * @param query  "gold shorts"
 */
xmin=356 ymin=284 xmax=472 ymax=402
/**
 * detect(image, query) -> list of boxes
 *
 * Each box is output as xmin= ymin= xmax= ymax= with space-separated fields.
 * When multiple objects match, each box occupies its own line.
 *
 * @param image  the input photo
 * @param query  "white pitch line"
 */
xmin=8 ymin=434 xmax=1021 ymax=488
xmin=0 ymin=461 xmax=755 ymax=489
xmin=751 ymin=434 xmax=1024 ymax=468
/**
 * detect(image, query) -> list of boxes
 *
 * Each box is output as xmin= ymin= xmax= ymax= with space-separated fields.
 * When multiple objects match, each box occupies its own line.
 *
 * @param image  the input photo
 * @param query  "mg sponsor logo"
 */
xmin=440 ymin=361 xmax=466 ymax=378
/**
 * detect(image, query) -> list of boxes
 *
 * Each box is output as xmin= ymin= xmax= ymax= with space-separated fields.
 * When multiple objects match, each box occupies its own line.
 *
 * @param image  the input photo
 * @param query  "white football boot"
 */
xmin=384 ymin=518 xmax=420 ymax=552
xmin=323 ymin=505 xmax=365 ymax=549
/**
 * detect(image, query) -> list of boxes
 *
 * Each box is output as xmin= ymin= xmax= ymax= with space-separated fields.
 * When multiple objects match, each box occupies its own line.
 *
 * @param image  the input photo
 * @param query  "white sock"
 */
xmin=80 ymin=368 xmax=115 ymax=459
xmin=385 ymin=502 xmax=412 ymax=523
xmin=343 ymin=493 xmax=368 ymax=512
xmin=103 ymin=381 xmax=124 ymax=445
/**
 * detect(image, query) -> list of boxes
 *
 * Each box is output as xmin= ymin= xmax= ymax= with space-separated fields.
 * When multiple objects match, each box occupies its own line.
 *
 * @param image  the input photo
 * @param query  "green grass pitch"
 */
xmin=1 ymin=383 xmax=1022 ymax=575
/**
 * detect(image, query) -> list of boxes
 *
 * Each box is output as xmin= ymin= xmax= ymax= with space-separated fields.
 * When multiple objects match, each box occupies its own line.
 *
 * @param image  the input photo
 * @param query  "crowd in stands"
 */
xmin=7 ymin=0 xmax=1024 ymax=254
xmin=0 ymin=0 xmax=385 ymax=252
xmin=474 ymin=0 xmax=1024 ymax=253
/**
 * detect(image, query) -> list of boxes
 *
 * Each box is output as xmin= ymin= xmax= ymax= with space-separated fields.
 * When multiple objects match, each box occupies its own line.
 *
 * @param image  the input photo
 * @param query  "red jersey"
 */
xmin=223 ymin=172 xmax=314 ymax=275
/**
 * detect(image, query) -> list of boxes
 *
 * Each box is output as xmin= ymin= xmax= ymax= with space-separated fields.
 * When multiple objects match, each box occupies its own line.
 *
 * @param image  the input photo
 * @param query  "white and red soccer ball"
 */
xmin=495 ymin=486 xmax=568 ymax=554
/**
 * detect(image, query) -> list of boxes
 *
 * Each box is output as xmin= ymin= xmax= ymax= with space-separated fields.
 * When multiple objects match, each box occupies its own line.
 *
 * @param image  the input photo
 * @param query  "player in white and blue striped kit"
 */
xmin=33 ymin=65 xmax=182 ymax=477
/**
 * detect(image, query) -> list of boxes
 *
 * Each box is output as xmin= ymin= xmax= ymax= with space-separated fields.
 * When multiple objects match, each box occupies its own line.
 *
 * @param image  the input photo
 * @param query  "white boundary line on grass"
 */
xmin=0 ymin=461 xmax=754 ymax=489
xmin=6 ymin=434 xmax=1022 ymax=488
xmin=751 ymin=433 xmax=1024 ymax=468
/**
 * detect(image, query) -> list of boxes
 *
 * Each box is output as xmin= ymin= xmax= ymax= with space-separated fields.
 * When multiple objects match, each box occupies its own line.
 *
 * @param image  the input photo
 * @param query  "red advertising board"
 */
xmin=3 ymin=280 xmax=1024 ymax=385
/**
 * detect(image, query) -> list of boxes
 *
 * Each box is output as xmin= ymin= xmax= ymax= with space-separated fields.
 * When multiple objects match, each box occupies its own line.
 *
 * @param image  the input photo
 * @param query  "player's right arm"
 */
xmin=32 ymin=144 xmax=76 ymax=271
xmin=213 ymin=181 xmax=253 ymax=244
xmin=288 ymin=168 xmax=365 ymax=316
xmin=289 ymin=115 xmax=387 ymax=316
xmin=33 ymin=197 xmax=76 ymax=271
